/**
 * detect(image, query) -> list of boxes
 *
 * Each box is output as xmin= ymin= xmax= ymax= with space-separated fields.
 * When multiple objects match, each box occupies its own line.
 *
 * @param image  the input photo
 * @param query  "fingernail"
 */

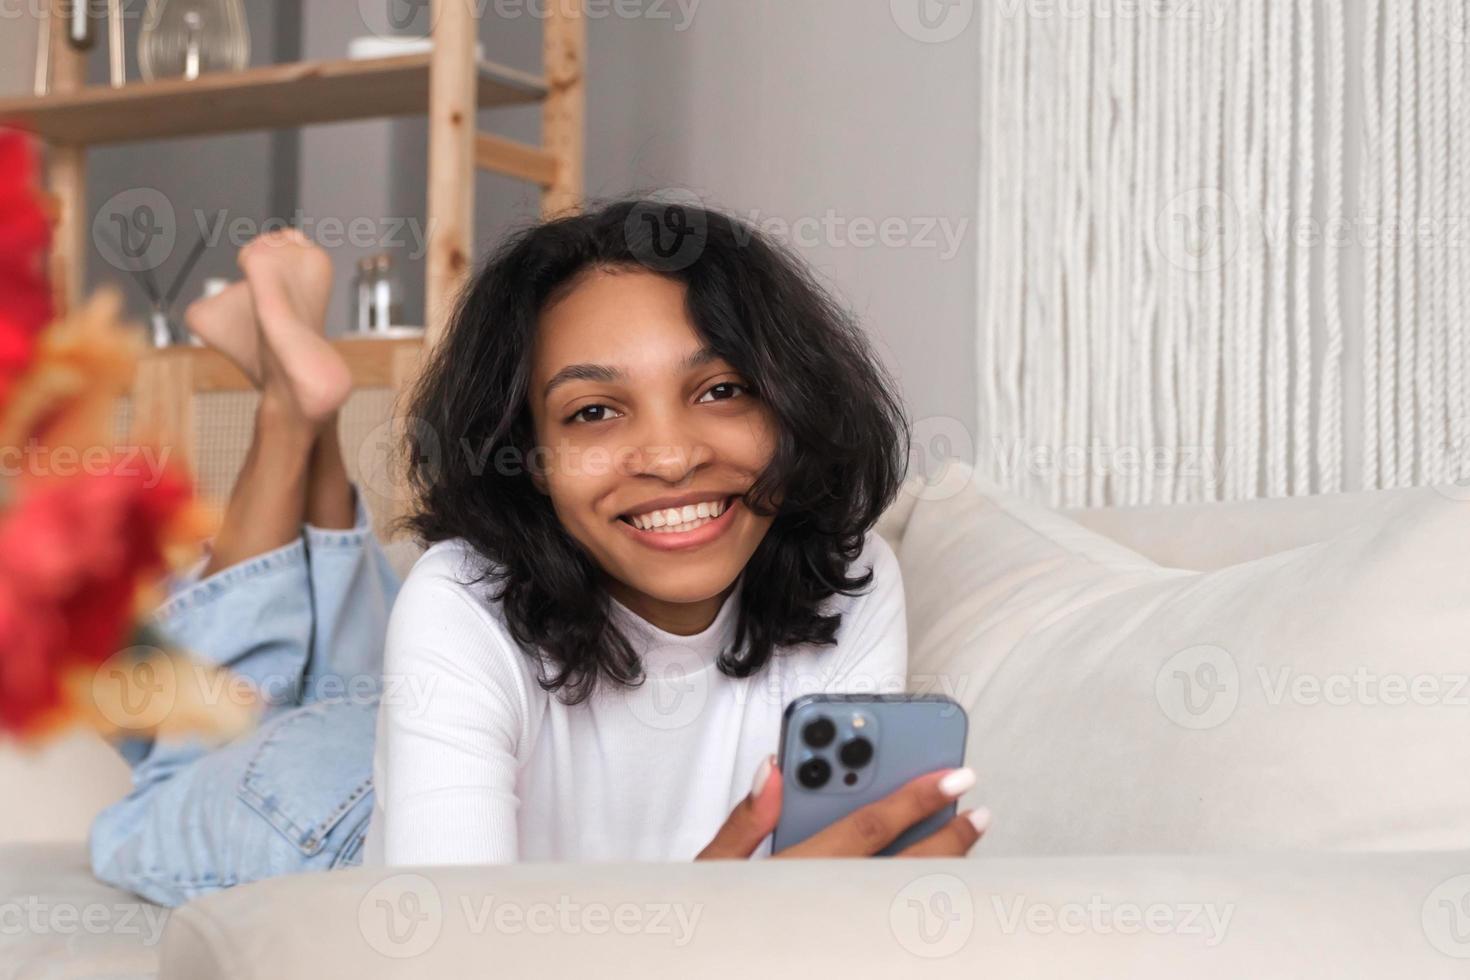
xmin=967 ymin=807 xmax=992 ymax=834
xmin=937 ymin=767 xmax=976 ymax=798
xmin=750 ymin=755 xmax=774 ymax=799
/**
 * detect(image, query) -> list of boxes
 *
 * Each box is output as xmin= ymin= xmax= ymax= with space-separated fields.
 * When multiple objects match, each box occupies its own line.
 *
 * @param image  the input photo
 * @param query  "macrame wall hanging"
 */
xmin=977 ymin=0 xmax=1469 ymax=506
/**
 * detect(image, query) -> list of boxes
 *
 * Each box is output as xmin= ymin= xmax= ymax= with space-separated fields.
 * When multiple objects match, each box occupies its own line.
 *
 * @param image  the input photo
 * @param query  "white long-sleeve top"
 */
xmin=361 ymin=530 xmax=907 ymax=866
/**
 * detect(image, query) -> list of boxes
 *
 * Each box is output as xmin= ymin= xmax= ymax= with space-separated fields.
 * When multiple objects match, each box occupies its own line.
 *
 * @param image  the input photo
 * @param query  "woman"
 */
xmin=91 ymin=203 xmax=989 ymax=908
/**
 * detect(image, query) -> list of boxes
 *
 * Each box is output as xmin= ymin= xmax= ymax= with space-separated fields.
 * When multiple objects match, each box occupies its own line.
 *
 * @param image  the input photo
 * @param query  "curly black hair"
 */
xmin=402 ymin=198 xmax=909 ymax=703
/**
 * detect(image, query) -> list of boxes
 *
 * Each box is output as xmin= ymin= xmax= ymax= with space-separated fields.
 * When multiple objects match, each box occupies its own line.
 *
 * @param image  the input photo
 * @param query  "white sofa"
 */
xmin=3 ymin=464 xmax=1467 ymax=978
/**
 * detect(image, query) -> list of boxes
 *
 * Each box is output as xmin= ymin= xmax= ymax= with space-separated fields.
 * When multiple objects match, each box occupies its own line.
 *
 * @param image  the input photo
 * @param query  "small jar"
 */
xmin=351 ymin=254 xmax=405 ymax=333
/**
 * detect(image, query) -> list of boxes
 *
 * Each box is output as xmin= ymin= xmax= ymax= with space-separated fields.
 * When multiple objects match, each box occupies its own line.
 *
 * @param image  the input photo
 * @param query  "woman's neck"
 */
xmin=603 ymin=576 xmax=737 ymax=636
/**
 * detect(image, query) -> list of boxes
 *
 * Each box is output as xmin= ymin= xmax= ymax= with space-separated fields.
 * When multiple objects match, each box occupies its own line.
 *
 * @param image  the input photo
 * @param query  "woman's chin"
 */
xmin=620 ymin=572 xmax=738 ymax=608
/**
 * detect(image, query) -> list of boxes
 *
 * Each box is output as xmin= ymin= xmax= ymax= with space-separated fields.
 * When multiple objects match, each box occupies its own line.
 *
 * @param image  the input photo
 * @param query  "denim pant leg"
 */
xmin=90 ymin=520 xmax=394 ymax=907
xmin=300 ymin=497 xmax=403 ymax=706
xmin=118 ymin=539 xmax=318 ymax=779
xmin=89 ymin=698 xmax=378 ymax=907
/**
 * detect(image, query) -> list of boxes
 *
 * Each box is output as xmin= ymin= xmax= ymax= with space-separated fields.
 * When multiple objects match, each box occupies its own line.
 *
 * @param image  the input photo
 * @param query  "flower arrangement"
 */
xmin=0 ymin=130 xmax=253 ymax=743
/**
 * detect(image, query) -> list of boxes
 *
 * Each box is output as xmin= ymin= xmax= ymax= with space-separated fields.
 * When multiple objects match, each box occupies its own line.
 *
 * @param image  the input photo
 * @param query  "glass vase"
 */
xmin=137 ymin=0 xmax=250 ymax=82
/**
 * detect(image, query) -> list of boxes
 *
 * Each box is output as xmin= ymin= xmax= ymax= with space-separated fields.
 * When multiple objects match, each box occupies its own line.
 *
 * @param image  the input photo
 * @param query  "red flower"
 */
xmin=0 ymin=465 xmax=193 ymax=735
xmin=0 ymin=130 xmax=54 ymax=407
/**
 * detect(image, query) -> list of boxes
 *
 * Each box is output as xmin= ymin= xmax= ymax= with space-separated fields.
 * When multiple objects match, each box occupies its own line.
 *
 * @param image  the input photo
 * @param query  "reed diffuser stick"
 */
xmin=33 ymin=6 xmax=51 ymax=96
xmin=163 ymin=235 xmax=209 ymax=310
xmin=108 ymin=0 xmax=125 ymax=87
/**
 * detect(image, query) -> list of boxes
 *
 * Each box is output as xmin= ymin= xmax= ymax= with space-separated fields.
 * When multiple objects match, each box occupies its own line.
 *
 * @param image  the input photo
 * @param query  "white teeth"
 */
xmin=627 ymin=497 xmax=731 ymax=532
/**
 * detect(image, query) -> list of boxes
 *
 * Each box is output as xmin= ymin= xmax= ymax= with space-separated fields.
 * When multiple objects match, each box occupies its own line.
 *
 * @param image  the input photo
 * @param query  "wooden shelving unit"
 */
xmin=0 ymin=53 xmax=548 ymax=145
xmin=2 ymin=0 xmax=585 ymax=489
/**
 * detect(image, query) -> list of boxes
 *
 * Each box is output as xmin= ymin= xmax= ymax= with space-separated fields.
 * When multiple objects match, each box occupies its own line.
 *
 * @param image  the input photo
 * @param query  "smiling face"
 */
xmin=527 ymin=266 xmax=779 ymax=636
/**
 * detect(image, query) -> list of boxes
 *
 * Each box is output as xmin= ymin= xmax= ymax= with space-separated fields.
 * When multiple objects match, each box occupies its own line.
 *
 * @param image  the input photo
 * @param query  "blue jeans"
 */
xmin=89 ymin=500 xmax=400 ymax=907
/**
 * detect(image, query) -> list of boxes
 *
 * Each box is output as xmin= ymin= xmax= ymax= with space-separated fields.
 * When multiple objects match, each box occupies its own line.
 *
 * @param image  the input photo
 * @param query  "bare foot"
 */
xmin=184 ymin=281 xmax=261 ymax=384
xmin=238 ymin=230 xmax=351 ymax=423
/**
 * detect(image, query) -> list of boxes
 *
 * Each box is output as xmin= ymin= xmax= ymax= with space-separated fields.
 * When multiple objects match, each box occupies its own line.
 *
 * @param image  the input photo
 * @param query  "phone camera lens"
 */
xmin=801 ymin=717 xmax=836 ymax=749
xmin=797 ymin=757 xmax=831 ymax=789
xmin=839 ymin=737 xmax=874 ymax=769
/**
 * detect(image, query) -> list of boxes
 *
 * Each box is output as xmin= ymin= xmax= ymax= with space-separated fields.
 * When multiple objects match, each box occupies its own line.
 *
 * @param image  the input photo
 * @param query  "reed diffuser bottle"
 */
xmin=138 ymin=0 xmax=250 ymax=82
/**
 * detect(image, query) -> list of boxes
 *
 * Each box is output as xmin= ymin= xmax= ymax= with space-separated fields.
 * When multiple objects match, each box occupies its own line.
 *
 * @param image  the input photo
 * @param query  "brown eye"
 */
xmin=568 ymin=404 xmax=622 ymax=424
xmin=699 ymin=382 xmax=750 ymax=403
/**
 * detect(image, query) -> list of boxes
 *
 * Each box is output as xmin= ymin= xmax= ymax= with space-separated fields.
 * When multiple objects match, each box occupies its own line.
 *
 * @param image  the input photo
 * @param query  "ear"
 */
xmin=530 ymin=467 xmax=549 ymax=495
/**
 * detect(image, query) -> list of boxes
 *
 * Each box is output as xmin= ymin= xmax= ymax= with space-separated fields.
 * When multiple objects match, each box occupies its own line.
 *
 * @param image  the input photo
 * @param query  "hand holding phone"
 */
xmin=696 ymin=694 xmax=990 ymax=860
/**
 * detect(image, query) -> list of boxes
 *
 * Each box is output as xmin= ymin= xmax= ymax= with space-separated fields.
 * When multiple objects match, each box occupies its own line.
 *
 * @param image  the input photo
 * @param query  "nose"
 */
xmin=625 ymin=410 xmax=712 ymax=484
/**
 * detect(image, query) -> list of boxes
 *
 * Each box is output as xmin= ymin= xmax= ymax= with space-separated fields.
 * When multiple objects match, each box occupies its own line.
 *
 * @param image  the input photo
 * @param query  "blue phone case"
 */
xmin=771 ymin=693 xmax=969 ymax=855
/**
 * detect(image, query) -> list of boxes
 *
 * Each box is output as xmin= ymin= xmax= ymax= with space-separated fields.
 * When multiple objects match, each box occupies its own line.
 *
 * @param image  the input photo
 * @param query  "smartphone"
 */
xmin=771 ymin=693 xmax=969 ymax=855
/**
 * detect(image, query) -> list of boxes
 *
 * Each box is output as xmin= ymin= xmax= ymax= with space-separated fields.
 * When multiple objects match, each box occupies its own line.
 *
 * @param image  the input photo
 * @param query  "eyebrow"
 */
xmin=542 ymin=346 xmax=724 ymax=401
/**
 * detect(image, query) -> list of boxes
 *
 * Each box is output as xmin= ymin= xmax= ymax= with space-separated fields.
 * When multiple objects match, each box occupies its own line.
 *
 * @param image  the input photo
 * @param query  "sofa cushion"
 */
xmin=0 ymin=732 xmax=132 ymax=845
xmin=900 ymin=463 xmax=1470 ymax=854
xmin=157 ymin=851 xmax=1468 ymax=978
xmin=1063 ymin=486 xmax=1429 ymax=571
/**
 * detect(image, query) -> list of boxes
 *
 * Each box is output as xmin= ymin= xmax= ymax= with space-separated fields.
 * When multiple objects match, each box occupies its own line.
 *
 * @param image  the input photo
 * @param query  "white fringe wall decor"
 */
xmin=1449 ymin=0 xmax=1470 ymax=482
xmin=977 ymin=0 xmax=1466 ymax=504
xmin=1320 ymin=0 xmax=1346 ymax=493
xmin=1360 ymin=0 xmax=1470 ymax=489
xmin=1362 ymin=0 xmax=1385 ymax=490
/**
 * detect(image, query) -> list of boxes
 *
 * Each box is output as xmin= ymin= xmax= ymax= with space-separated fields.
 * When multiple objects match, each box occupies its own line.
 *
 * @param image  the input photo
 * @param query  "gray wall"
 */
xmin=584 ymin=0 xmax=979 ymax=432
xmin=0 ymin=11 xmax=36 ymax=94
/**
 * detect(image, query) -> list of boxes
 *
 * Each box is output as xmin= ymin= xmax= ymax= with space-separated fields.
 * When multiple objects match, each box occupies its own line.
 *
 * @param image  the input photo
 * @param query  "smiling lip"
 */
xmin=618 ymin=491 xmax=733 ymax=518
xmin=616 ymin=496 xmax=740 ymax=552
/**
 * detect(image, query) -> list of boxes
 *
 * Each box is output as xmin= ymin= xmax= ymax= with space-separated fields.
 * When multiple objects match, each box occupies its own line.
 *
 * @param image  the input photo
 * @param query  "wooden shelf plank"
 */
xmin=138 ymin=336 xmax=424 ymax=394
xmin=475 ymin=131 xmax=557 ymax=187
xmin=0 ymin=54 xmax=547 ymax=146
